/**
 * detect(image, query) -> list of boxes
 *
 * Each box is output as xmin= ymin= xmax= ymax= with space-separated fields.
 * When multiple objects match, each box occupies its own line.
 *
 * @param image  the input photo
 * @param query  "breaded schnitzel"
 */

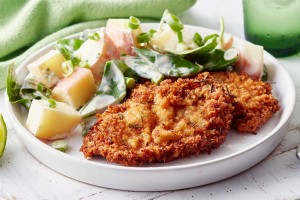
xmin=81 ymin=72 xmax=234 ymax=166
xmin=211 ymin=72 xmax=280 ymax=133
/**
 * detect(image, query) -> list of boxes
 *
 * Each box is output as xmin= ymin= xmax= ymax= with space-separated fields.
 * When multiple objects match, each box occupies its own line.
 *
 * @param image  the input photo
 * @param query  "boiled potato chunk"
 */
xmin=151 ymin=25 xmax=178 ymax=51
xmin=52 ymin=68 xmax=96 ymax=109
xmin=74 ymin=29 xmax=107 ymax=82
xmin=104 ymin=19 xmax=142 ymax=59
xmin=150 ymin=25 xmax=197 ymax=52
xmin=27 ymin=49 xmax=66 ymax=87
xmin=235 ymin=41 xmax=264 ymax=80
xmin=26 ymin=99 xmax=82 ymax=140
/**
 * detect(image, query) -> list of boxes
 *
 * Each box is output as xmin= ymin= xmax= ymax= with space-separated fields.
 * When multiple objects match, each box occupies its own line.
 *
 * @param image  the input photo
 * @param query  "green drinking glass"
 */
xmin=243 ymin=0 xmax=300 ymax=57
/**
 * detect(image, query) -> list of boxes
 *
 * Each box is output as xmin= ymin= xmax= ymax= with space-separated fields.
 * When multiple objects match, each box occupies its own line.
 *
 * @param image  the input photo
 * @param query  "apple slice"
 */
xmin=26 ymin=99 xmax=82 ymax=140
xmin=27 ymin=50 xmax=66 ymax=87
xmin=52 ymin=68 xmax=96 ymax=109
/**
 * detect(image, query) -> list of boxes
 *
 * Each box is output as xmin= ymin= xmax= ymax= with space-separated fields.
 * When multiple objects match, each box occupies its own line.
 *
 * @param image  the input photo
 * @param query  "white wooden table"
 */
xmin=1 ymin=0 xmax=300 ymax=199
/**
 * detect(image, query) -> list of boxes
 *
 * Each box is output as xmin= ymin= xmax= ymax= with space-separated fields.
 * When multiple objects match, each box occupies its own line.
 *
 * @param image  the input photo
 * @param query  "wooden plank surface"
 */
xmin=1 ymin=0 xmax=300 ymax=199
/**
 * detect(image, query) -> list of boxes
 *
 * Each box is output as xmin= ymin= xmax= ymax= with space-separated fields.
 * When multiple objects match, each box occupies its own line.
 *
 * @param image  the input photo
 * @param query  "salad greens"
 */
xmin=80 ymin=60 xmax=126 ymax=117
xmin=160 ymin=9 xmax=184 ymax=43
xmin=55 ymin=38 xmax=84 ymax=66
xmin=6 ymin=64 xmax=46 ymax=109
xmin=7 ymin=9 xmax=247 ymax=124
xmin=132 ymin=47 xmax=202 ymax=78
xmin=123 ymin=56 xmax=164 ymax=84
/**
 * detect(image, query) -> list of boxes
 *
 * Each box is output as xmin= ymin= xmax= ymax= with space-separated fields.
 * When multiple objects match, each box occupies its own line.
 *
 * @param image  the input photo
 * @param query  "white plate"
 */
xmin=5 ymin=24 xmax=296 ymax=191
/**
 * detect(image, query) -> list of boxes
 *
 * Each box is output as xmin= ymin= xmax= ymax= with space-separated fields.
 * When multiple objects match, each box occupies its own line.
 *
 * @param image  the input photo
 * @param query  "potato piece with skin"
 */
xmin=104 ymin=19 xmax=142 ymax=60
xmin=27 ymin=50 xmax=66 ymax=87
xmin=26 ymin=99 xmax=82 ymax=140
xmin=74 ymin=30 xmax=109 ymax=83
xmin=234 ymin=41 xmax=264 ymax=80
xmin=52 ymin=68 xmax=97 ymax=109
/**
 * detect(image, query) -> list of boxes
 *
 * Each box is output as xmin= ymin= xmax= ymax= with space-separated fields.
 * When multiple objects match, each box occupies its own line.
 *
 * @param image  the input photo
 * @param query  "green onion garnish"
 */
xmin=62 ymin=60 xmax=74 ymax=77
xmin=193 ymin=32 xmax=203 ymax=47
xmin=37 ymin=82 xmax=52 ymax=98
xmin=48 ymin=99 xmax=57 ymax=109
xmin=52 ymin=140 xmax=68 ymax=152
xmin=128 ymin=16 xmax=140 ymax=29
xmin=177 ymin=31 xmax=183 ymax=43
xmin=78 ymin=60 xmax=91 ymax=68
xmin=137 ymin=33 xmax=150 ymax=43
xmin=149 ymin=29 xmax=157 ymax=38
xmin=160 ymin=9 xmax=184 ymax=43
xmin=164 ymin=12 xmax=184 ymax=32
xmin=88 ymin=32 xmax=100 ymax=41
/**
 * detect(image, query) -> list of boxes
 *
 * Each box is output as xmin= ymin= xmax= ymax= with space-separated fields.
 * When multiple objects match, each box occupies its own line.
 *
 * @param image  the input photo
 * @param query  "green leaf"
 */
xmin=6 ymin=63 xmax=21 ymax=102
xmin=123 ymin=56 xmax=164 ymax=84
xmin=191 ymin=49 xmax=239 ymax=71
xmin=55 ymin=38 xmax=84 ymax=66
xmin=155 ymin=54 xmax=203 ymax=77
xmin=80 ymin=60 xmax=126 ymax=117
xmin=133 ymin=48 xmax=202 ymax=78
xmin=6 ymin=64 xmax=32 ymax=109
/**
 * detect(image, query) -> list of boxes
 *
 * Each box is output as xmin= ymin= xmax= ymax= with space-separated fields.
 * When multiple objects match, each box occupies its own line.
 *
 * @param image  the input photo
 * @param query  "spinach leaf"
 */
xmin=55 ymin=38 xmax=84 ymax=65
xmin=133 ymin=48 xmax=202 ymax=78
xmin=188 ymin=49 xmax=239 ymax=71
xmin=6 ymin=64 xmax=31 ymax=109
xmin=123 ymin=56 xmax=164 ymax=84
xmin=80 ymin=60 xmax=126 ymax=117
xmin=6 ymin=63 xmax=21 ymax=102
xmin=6 ymin=64 xmax=53 ymax=110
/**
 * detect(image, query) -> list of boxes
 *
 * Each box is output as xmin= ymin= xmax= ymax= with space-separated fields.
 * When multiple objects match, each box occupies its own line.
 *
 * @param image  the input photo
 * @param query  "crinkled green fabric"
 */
xmin=0 ymin=0 xmax=197 ymax=89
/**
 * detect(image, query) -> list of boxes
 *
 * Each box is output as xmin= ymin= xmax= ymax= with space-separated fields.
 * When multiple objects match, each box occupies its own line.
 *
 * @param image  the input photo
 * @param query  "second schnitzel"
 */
xmin=211 ymin=72 xmax=280 ymax=133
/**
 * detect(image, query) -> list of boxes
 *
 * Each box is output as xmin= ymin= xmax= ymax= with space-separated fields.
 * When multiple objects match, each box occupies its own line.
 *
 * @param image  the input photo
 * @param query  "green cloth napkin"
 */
xmin=0 ymin=0 xmax=197 ymax=89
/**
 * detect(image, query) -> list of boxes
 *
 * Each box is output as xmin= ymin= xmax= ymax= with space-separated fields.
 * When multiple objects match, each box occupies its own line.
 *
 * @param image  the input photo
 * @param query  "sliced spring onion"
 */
xmin=137 ymin=33 xmax=150 ymax=43
xmin=62 ymin=60 xmax=74 ymax=77
xmin=149 ymin=29 xmax=157 ymax=38
xmin=177 ymin=31 xmax=183 ymax=43
xmin=164 ymin=10 xmax=184 ymax=32
xmin=128 ymin=16 xmax=140 ymax=29
xmin=224 ymin=48 xmax=238 ymax=61
xmin=37 ymin=82 xmax=52 ymax=98
xmin=193 ymin=32 xmax=203 ymax=47
xmin=52 ymin=140 xmax=68 ymax=152
xmin=88 ymin=32 xmax=100 ymax=41
xmin=161 ymin=9 xmax=184 ymax=43
xmin=125 ymin=77 xmax=135 ymax=89
xmin=78 ymin=60 xmax=91 ymax=68
xmin=48 ymin=99 xmax=57 ymax=109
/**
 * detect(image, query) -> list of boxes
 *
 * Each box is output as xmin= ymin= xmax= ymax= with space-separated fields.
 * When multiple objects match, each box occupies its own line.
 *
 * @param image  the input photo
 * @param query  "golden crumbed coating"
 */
xmin=80 ymin=72 xmax=234 ymax=166
xmin=210 ymin=72 xmax=280 ymax=133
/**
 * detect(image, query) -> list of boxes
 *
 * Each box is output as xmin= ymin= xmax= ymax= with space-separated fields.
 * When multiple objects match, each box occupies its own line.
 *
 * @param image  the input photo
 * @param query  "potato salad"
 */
xmin=6 ymin=9 xmax=265 ymax=144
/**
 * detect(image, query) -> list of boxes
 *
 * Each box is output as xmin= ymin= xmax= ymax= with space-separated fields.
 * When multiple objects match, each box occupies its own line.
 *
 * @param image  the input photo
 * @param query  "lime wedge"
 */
xmin=0 ymin=113 xmax=7 ymax=158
